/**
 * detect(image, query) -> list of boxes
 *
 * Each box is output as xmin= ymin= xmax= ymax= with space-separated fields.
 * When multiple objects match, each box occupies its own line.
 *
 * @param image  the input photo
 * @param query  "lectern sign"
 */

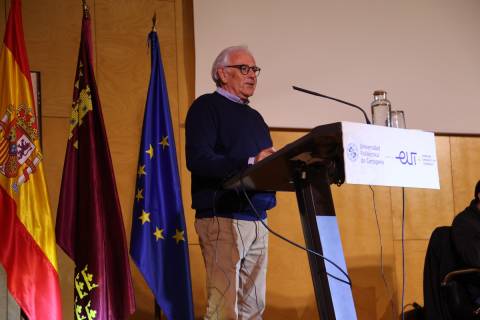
xmin=342 ymin=121 xmax=440 ymax=189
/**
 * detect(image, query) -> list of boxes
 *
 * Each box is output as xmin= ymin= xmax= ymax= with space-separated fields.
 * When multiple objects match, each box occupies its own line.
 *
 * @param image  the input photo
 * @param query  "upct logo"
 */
xmin=395 ymin=151 xmax=417 ymax=165
xmin=346 ymin=143 xmax=359 ymax=162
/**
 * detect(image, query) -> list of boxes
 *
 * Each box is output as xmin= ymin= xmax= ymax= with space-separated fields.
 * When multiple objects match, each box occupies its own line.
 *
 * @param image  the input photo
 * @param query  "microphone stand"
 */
xmin=292 ymin=86 xmax=371 ymax=124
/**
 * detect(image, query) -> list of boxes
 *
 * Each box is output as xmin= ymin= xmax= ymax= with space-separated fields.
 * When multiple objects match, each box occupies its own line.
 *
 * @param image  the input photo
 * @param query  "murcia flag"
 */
xmin=55 ymin=5 xmax=135 ymax=320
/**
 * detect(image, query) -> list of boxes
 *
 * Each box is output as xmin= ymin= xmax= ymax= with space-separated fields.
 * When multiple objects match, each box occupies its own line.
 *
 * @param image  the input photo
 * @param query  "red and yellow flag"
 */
xmin=0 ymin=1 xmax=62 ymax=319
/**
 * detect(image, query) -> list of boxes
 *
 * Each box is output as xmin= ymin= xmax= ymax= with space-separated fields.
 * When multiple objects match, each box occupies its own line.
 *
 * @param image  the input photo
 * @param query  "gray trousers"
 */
xmin=195 ymin=217 xmax=268 ymax=320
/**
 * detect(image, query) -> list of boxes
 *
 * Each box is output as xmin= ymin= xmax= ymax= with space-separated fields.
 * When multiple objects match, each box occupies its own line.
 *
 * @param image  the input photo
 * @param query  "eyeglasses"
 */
xmin=224 ymin=64 xmax=261 ymax=76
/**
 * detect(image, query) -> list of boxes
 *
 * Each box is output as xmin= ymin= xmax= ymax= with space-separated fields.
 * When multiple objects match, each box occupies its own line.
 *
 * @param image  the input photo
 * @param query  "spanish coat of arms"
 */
xmin=0 ymin=103 xmax=41 ymax=191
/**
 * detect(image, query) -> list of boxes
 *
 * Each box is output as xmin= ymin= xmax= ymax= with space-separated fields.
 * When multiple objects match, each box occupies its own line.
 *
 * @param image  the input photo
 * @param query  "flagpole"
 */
xmin=150 ymin=13 xmax=166 ymax=320
xmin=154 ymin=301 xmax=166 ymax=320
xmin=82 ymin=0 xmax=89 ymax=17
xmin=152 ymin=12 xmax=157 ymax=32
xmin=20 ymin=309 xmax=28 ymax=320
xmin=150 ymin=15 xmax=167 ymax=320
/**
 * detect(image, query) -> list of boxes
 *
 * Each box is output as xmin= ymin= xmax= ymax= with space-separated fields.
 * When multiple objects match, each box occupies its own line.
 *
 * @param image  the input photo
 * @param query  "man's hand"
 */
xmin=254 ymin=147 xmax=276 ymax=164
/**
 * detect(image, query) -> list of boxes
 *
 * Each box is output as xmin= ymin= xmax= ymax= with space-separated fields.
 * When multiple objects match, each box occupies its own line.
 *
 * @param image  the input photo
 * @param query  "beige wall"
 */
xmin=193 ymin=0 xmax=480 ymax=134
xmin=1 ymin=1 xmax=480 ymax=319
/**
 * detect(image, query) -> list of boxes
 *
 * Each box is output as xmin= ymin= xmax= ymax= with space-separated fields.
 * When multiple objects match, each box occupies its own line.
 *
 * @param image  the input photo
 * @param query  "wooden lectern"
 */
xmin=224 ymin=122 xmax=355 ymax=320
xmin=224 ymin=121 xmax=440 ymax=319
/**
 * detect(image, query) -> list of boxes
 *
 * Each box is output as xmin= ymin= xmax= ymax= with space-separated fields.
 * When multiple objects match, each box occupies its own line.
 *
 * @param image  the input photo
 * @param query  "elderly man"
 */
xmin=185 ymin=46 xmax=276 ymax=319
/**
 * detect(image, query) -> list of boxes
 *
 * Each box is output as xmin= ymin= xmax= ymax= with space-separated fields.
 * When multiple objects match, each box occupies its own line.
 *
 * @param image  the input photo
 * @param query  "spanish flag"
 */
xmin=0 ymin=0 xmax=62 ymax=319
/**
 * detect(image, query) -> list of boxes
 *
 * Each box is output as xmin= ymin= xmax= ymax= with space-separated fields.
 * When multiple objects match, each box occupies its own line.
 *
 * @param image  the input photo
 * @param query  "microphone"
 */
xmin=292 ymin=85 xmax=371 ymax=124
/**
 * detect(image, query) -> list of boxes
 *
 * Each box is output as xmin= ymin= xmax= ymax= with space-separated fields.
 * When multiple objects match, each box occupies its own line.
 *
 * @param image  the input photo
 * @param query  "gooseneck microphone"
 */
xmin=292 ymin=86 xmax=371 ymax=124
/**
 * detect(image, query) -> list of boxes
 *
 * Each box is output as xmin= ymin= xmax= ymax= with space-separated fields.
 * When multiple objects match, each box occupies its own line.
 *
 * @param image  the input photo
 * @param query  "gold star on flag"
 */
xmin=137 ymin=164 xmax=146 ymax=176
xmin=172 ymin=229 xmax=185 ymax=244
xmin=138 ymin=210 xmax=150 ymax=224
xmin=153 ymin=227 xmax=164 ymax=241
xmin=159 ymin=136 xmax=169 ymax=150
xmin=135 ymin=188 xmax=144 ymax=202
xmin=146 ymin=144 xmax=154 ymax=159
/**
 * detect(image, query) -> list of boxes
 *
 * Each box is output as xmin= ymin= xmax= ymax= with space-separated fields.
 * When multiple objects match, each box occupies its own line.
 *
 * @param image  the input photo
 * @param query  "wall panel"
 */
xmin=334 ymin=184 xmax=396 ymax=319
xmin=451 ymin=136 xmax=480 ymax=213
xmin=41 ymin=117 xmax=73 ymax=318
xmin=1 ymin=0 xmax=6 ymax=37
xmin=393 ymin=239 xmax=429 ymax=309
xmin=391 ymin=136 xmax=455 ymax=241
xmin=23 ymin=0 xmax=89 ymax=118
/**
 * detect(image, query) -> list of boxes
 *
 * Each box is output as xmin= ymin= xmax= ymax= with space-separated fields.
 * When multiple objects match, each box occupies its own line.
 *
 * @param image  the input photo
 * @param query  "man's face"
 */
xmin=218 ymin=50 xmax=257 ymax=101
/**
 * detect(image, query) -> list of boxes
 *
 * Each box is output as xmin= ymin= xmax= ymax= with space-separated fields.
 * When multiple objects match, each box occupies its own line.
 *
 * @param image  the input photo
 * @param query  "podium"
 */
xmin=224 ymin=122 xmax=439 ymax=319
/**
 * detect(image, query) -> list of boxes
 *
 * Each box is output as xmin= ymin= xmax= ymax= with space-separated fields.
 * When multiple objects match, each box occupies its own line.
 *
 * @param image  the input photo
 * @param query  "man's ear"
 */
xmin=217 ymin=67 xmax=228 ymax=84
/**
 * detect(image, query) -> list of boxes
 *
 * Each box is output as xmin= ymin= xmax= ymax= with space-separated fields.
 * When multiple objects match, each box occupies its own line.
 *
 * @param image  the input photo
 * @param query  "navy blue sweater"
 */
xmin=185 ymin=92 xmax=276 ymax=220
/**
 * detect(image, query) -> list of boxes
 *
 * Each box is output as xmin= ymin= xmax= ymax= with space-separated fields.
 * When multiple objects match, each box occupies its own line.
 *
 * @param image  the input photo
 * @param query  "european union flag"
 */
xmin=130 ymin=30 xmax=194 ymax=320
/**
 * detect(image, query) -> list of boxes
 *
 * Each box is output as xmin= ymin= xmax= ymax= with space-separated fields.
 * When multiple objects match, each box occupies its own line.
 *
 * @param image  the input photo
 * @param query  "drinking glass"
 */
xmin=390 ymin=110 xmax=406 ymax=128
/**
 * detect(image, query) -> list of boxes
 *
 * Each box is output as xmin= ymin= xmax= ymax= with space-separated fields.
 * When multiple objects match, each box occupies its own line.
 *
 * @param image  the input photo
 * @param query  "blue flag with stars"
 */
xmin=130 ymin=30 xmax=194 ymax=320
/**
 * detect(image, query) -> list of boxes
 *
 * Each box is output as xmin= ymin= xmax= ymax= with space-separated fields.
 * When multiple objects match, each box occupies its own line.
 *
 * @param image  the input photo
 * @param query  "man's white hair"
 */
xmin=211 ymin=45 xmax=252 ymax=86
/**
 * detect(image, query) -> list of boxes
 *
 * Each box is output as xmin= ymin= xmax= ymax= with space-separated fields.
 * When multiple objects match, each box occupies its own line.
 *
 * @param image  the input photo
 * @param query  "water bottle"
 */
xmin=371 ymin=90 xmax=391 ymax=126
